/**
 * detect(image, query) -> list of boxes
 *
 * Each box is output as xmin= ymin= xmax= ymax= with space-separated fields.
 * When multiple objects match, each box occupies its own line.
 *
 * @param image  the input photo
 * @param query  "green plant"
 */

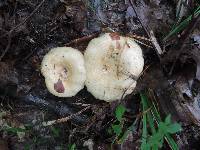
xmin=163 ymin=5 xmax=200 ymax=41
xmin=111 ymin=104 xmax=126 ymax=142
xmin=109 ymin=92 xmax=181 ymax=149
xmin=145 ymin=115 xmax=181 ymax=149
xmin=24 ymin=144 xmax=30 ymax=150
xmin=0 ymin=111 xmax=27 ymax=140
xmin=110 ymin=104 xmax=136 ymax=144
xmin=51 ymin=126 xmax=60 ymax=138
xmin=3 ymin=126 xmax=26 ymax=133
xmin=140 ymin=92 xmax=182 ymax=150
xmin=68 ymin=143 xmax=76 ymax=150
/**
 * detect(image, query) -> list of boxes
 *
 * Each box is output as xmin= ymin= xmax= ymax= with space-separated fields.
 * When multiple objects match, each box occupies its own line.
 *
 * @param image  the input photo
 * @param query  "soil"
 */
xmin=0 ymin=0 xmax=200 ymax=149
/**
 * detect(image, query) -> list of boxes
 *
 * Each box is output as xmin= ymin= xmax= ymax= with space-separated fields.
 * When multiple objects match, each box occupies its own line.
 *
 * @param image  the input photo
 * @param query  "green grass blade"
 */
xmin=151 ymin=101 xmax=161 ymax=122
xmin=141 ymin=93 xmax=156 ymax=134
xmin=165 ymin=134 xmax=179 ymax=150
xmin=141 ymin=93 xmax=158 ymax=150
xmin=163 ymin=6 xmax=200 ymax=41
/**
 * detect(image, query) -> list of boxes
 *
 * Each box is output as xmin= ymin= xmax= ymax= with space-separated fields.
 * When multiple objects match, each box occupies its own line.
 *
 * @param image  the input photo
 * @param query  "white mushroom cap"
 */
xmin=84 ymin=33 xmax=144 ymax=102
xmin=41 ymin=47 xmax=86 ymax=97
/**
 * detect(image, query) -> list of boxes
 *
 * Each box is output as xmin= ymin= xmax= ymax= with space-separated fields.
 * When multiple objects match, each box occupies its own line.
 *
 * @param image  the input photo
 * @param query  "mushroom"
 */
xmin=41 ymin=47 xmax=86 ymax=97
xmin=84 ymin=33 xmax=144 ymax=102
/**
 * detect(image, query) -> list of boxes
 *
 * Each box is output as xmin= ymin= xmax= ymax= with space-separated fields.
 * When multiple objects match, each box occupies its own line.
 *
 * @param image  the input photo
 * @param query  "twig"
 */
xmin=127 ymin=33 xmax=154 ymax=48
xmin=0 ymin=0 xmax=46 ymax=39
xmin=127 ymin=34 xmax=152 ymax=42
xmin=133 ymin=38 xmax=153 ymax=48
xmin=42 ymin=106 xmax=91 ymax=126
xmin=149 ymin=30 xmax=163 ymax=55
xmin=72 ymin=103 xmax=91 ymax=107
xmin=65 ymin=32 xmax=100 ymax=46
xmin=129 ymin=0 xmax=163 ymax=58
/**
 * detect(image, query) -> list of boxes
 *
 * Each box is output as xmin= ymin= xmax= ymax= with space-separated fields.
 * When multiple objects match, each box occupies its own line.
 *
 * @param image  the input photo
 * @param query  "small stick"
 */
xmin=127 ymin=33 xmax=154 ymax=48
xmin=42 ymin=106 xmax=91 ymax=126
xmin=72 ymin=103 xmax=91 ymax=107
xmin=127 ymin=34 xmax=152 ymax=42
xmin=129 ymin=0 xmax=163 ymax=58
xmin=149 ymin=30 xmax=163 ymax=55
xmin=133 ymin=38 xmax=153 ymax=48
xmin=65 ymin=32 xmax=99 ymax=46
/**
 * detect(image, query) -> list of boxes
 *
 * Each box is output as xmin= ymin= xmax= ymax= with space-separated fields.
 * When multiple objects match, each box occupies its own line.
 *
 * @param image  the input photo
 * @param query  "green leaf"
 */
xmin=147 ymin=132 xmax=163 ymax=147
xmin=115 ymin=104 xmax=126 ymax=122
xmin=150 ymin=101 xmax=179 ymax=150
xmin=112 ymin=124 xmax=122 ymax=136
xmin=158 ymin=122 xmax=168 ymax=133
xmin=167 ymin=123 xmax=182 ymax=134
xmin=4 ymin=127 xmax=26 ymax=134
xmin=165 ymin=115 xmax=171 ymax=125
xmin=69 ymin=143 xmax=76 ymax=150
xmin=51 ymin=127 xmax=60 ymax=137
xmin=24 ymin=144 xmax=30 ymax=150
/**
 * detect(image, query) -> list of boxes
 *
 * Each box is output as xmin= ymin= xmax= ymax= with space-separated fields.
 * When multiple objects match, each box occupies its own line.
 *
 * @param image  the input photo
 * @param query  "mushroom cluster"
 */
xmin=41 ymin=33 xmax=144 ymax=102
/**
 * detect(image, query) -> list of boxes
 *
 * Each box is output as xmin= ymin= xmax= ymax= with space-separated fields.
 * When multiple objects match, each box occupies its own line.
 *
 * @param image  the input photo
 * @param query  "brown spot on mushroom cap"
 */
xmin=54 ymin=79 xmax=65 ymax=93
xmin=109 ymin=33 xmax=120 ymax=40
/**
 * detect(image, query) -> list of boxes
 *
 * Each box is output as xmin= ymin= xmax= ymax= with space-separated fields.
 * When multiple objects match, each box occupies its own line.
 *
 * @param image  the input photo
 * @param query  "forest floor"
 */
xmin=0 ymin=0 xmax=200 ymax=149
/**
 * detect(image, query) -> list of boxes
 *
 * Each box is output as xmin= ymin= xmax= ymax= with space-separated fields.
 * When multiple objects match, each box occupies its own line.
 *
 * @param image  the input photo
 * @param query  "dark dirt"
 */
xmin=0 ymin=0 xmax=200 ymax=149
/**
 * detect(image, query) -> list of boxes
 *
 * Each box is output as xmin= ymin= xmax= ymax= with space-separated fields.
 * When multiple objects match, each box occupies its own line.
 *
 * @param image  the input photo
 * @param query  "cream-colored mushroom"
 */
xmin=84 ymin=33 xmax=144 ymax=102
xmin=41 ymin=47 xmax=86 ymax=97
